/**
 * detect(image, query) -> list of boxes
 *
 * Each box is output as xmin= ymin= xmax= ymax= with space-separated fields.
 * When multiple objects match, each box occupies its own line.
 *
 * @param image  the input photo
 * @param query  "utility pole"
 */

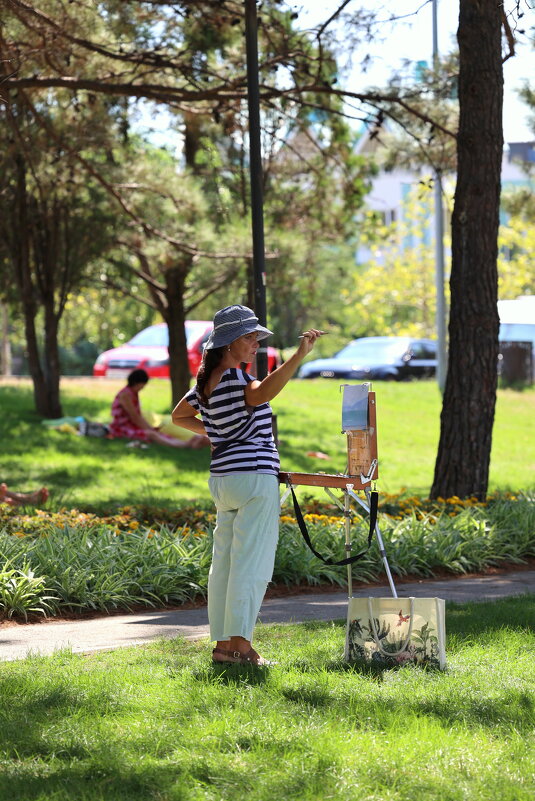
xmin=433 ymin=0 xmax=448 ymax=393
xmin=244 ymin=0 xmax=268 ymax=380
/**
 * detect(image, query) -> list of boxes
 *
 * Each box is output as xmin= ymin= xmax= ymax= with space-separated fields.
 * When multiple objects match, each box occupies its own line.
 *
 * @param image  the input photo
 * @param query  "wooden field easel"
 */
xmin=279 ymin=386 xmax=398 ymax=599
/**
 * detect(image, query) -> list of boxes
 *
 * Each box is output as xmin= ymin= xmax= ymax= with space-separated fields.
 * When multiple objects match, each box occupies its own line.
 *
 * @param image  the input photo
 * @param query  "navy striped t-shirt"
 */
xmin=185 ymin=368 xmax=279 ymax=476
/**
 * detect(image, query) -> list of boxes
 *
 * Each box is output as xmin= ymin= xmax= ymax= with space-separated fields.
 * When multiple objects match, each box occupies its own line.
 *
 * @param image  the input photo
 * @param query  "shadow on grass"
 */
xmin=281 ymin=684 xmax=334 ymax=706
xmin=288 ymin=651 xmax=403 ymax=681
xmin=207 ymin=661 xmax=271 ymax=685
xmin=0 ymin=759 xmax=189 ymax=801
xmin=279 ymin=667 xmax=534 ymax=730
xmin=414 ymin=687 xmax=535 ymax=728
xmin=1 ymin=381 xmax=211 ymax=511
xmin=0 ymin=680 xmax=125 ymax=760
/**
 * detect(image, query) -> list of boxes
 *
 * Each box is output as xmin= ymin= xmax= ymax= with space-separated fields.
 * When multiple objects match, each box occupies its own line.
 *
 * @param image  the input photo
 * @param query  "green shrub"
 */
xmin=0 ymin=492 xmax=533 ymax=617
xmin=0 ymin=563 xmax=57 ymax=620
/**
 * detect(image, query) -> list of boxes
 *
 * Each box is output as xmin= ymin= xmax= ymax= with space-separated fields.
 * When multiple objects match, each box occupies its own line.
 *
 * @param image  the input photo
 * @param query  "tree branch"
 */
xmin=95 ymin=272 xmax=159 ymax=312
xmin=279 ymin=84 xmax=458 ymax=139
xmin=1 ymin=77 xmax=456 ymax=141
xmin=6 ymin=0 xmax=194 ymax=72
xmin=113 ymin=241 xmax=167 ymax=293
xmin=183 ymin=263 xmax=242 ymax=316
xmin=0 ymin=75 xmax=245 ymax=105
xmin=500 ymin=8 xmax=516 ymax=63
xmin=316 ymin=0 xmax=355 ymax=38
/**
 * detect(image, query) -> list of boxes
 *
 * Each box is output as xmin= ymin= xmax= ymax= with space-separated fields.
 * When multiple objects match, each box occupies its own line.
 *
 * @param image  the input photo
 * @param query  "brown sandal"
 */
xmin=212 ymin=647 xmax=275 ymax=666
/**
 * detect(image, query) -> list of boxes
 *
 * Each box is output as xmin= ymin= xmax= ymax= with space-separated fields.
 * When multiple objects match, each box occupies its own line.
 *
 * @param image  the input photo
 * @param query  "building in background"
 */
xmin=355 ymin=133 xmax=535 ymax=265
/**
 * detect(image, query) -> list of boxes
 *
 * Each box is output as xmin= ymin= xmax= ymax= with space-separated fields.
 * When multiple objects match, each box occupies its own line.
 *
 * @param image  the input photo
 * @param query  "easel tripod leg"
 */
xmin=364 ymin=487 xmax=398 ymax=599
xmin=344 ymin=490 xmax=353 ymax=599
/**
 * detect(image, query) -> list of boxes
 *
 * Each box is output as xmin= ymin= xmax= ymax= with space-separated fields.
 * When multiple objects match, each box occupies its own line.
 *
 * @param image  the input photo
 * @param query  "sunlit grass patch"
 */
xmin=1 ymin=378 xmax=534 ymax=508
xmin=0 ymin=595 xmax=534 ymax=801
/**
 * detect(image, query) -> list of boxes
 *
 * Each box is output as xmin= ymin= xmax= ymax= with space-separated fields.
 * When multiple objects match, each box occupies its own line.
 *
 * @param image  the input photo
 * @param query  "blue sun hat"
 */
xmin=204 ymin=305 xmax=273 ymax=350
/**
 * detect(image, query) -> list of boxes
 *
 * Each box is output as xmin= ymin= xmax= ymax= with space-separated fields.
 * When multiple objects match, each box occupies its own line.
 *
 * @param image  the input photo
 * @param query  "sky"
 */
xmin=294 ymin=0 xmax=534 ymax=143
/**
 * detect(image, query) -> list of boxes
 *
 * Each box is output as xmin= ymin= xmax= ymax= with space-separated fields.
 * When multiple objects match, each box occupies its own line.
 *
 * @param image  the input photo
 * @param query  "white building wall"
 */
xmin=356 ymin=142 xmax=535 ymax=264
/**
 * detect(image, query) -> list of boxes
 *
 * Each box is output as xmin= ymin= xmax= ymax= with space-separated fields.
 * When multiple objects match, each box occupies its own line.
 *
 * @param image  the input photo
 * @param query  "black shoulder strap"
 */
xmin=289 ymin=485 xmax=378 ymax=566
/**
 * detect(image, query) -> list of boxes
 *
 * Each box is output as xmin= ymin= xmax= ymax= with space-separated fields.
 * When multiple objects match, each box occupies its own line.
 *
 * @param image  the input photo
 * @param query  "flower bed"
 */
xmin=0 ymin=491 xmax=533 ymax=619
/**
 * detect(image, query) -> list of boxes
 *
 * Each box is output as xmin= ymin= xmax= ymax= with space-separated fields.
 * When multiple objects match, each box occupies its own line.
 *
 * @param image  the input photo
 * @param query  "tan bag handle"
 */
xmin=367 ymin=597 xmax=415 ymax=656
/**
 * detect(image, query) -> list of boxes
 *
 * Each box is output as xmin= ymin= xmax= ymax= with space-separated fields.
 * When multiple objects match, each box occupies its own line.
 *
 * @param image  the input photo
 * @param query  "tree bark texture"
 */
xmin=431 ymin=0 xmax=503 ymax=500
xmin=165 ymin=266 xmax=192 ymax=407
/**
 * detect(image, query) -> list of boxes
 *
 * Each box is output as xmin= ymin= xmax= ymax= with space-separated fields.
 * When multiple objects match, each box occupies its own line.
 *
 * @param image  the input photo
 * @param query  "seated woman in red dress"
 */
xmin=109 ymin=369 xmax=208 ymax=449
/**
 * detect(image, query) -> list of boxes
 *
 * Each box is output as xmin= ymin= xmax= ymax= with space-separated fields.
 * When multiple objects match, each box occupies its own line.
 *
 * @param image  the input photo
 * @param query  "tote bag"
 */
xmin=345 ymin=596 xmax=446 ymax=669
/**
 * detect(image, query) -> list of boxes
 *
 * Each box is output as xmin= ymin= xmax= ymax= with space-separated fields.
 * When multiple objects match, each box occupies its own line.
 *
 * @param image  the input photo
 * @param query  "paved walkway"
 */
xmin=1 ymin=570 xmax=533 ymax=662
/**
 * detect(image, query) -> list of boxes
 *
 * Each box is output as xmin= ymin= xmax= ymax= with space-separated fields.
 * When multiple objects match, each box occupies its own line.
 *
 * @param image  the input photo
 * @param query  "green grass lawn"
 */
xmin=1 ymin=595 xmax=534 ymax=801
xmin=0 ymin=377 xmax=534 ymax=510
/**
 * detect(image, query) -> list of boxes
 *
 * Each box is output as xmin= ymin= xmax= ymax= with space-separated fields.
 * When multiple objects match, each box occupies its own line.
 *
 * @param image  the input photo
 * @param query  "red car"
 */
xmin=93 ymin=321 xmax=280 ymax=379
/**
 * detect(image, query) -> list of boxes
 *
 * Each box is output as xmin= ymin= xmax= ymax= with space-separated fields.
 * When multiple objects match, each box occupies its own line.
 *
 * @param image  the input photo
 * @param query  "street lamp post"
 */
xmin=433 ymin=0 xmax=448 ymax=393
xmin=244 ymin=0 xmax=268 ymax=380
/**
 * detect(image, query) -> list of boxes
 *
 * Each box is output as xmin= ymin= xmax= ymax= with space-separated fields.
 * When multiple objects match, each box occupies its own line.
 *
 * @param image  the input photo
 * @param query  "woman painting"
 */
xmin=172 ymin=305 xmax=323 ymax=665
xmin=110 ymin=369 xmax=208 ymax=448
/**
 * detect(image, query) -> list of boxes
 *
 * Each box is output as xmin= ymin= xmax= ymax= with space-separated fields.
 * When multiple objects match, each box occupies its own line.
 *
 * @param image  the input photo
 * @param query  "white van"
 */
xmin=498 ymin=296 xmax=535 ymax=348
xmin=498 ymin=296 xmax=534 ymax=382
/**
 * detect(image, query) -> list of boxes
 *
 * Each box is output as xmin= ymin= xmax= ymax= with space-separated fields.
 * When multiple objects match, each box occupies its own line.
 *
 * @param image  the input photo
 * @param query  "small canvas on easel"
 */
xmin=341 ymin=383 xmax=370 ymax=431
xmin=341 ymin=383 xmax=378 ymax=481
xmin=278 ymin=383 xmax=378 ymax=489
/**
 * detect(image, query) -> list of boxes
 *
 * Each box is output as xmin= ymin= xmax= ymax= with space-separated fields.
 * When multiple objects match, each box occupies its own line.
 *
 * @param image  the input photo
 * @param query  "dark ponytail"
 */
xmin=196 ymin=346 xmax=225 ymax=405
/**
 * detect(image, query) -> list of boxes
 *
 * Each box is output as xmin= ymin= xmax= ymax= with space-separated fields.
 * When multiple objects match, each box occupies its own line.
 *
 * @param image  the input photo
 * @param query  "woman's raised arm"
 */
xmin=244 ymin=329 xmax=324 ymax=407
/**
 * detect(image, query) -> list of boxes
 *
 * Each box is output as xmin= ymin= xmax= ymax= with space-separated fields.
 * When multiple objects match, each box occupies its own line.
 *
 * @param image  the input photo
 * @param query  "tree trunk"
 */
xmin=431 ymin=0 xmax=503 ymax=500
xmin=23 ymin=307 xmax=50 ymax=414
xmin=183 ymin=111 xmax=203 ymax=174
xmin=42 ymin=301 xmax=63 ymax=418
xmin=12 ymin=155 xmax=49 ymax=414
xmin=11 ymin=155 xmax=64 ymax=417
xmin=37 ymin=198 xmax=63 ymax=418
xmin=0 ymin=303 xmax=12 ymax=375
xmin=165 ymin=265 xmax=192 ymax=406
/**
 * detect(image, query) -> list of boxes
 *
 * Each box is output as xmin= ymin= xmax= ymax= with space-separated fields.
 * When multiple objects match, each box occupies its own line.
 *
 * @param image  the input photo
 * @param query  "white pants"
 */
xmin=207 ymin=473 xmax=280 ymax=643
